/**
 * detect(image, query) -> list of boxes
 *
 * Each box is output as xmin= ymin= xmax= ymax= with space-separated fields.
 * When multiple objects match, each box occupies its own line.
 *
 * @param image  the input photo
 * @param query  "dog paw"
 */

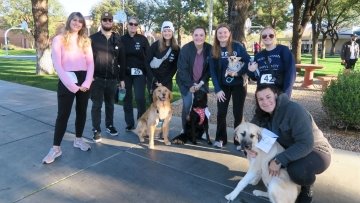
xmin=149 ymin=144 xmax=155 ymax=149
xmin=171 ymin=139 xmax=184 ymax=145
xmin=225 ymin=193 xmax=236 ymax=201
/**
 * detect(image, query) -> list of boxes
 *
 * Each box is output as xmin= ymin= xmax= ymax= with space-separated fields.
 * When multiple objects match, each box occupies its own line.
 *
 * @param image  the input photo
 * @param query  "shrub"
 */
xmin=322 ymin=71 xmax=360 ymax=130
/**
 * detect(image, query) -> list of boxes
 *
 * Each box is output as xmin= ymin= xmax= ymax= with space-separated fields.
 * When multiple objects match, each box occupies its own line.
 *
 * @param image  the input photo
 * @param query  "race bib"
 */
xmin=260 ymin=74 xmax=275 ymax=84
xmin=131 ymin=68 xmax=143 ymax=75
xmin=255 ymin=128 xmax=278 ymax=153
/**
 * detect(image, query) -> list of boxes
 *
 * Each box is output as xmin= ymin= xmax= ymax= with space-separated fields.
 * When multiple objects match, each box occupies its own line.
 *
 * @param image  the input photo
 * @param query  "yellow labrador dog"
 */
xmin=225 ymin=122 xmax=300 ymax=203
xmin=134 ymin=86 xmax=172 ymax=149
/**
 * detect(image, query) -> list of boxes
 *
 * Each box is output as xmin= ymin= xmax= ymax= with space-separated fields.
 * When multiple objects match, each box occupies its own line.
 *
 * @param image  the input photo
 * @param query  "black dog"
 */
xmin=172 ymin=89 xmax=212 ymax=145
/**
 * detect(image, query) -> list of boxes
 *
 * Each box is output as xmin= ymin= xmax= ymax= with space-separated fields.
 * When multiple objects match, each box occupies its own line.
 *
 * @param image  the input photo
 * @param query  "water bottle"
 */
xmin=118 ymin=87 xmax=126 ymax=101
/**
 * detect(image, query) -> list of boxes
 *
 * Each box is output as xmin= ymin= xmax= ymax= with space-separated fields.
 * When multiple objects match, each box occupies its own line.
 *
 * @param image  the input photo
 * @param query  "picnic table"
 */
xmin=295 ymin=64 xmax=325 ymax=88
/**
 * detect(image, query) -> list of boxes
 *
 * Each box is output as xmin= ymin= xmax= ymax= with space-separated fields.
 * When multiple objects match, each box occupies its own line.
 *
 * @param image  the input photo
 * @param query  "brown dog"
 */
xmin=134 ymin=86 xmax=173 ymax=149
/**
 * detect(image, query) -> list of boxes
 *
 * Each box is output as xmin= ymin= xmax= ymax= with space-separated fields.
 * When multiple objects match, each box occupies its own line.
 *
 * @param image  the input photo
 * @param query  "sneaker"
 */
xmin=106 ymin=125 xmax=118 ymax=136
xmin=93 ymin=130 xmax=102 ymax=143
xmin=125 ymin=126 xmax=135 ymax=132
xmin=296 ymin=185 xmax=314 ymax=203
xmin=73 ymin=137 xmax=91 ymax=151
xmin=236 ymin=145 xmax=242 ymax=151
xmin=42 ymin=146 xmax=62 ymax=164
xmin=213 ymin=141 xmax=223 ymax=148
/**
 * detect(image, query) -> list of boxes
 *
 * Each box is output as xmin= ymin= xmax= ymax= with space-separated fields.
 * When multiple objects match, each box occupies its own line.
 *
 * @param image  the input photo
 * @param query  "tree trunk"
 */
xmin=291 ymin=0 xmax=321 ymax=64
xmin=31 ymin=0 xmax=50 ymax=75
xmin=311 ymin=19 xmax=319 ymax=64
xmin=320 ymin=37 xmax=326 ymax=59
xmin=228 ymin=0 xmax=252 ymax=42
xmin=330 ymin=32 xmax=339 ymax=56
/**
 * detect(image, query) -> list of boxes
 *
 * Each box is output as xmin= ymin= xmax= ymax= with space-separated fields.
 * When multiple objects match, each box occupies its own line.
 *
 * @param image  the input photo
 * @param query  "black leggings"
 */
xmin=287 ymin=150 xmax=331 ymax=186
xmin=53 ymin=71 xmax=90 ymax=146
xmin=215 ymin=84 xmax=247 ymax=145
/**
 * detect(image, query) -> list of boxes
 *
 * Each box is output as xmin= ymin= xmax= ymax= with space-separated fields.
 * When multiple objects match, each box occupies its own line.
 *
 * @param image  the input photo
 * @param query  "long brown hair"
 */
xmin=212 ymin=23 xmax=233 ymax=59
xmin=62 ymin=12 xmax=91 ymax=50
xmin=158 ymin=32 xmax=179 ymax=52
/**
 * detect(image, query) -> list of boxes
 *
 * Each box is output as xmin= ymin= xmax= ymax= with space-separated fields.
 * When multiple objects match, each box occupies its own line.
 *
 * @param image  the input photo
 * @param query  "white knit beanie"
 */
xmin=161 ymin=21 xmax=175 ymax=33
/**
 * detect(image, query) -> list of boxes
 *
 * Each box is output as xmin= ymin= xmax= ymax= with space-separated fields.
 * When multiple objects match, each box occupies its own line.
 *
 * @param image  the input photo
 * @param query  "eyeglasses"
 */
xmin=261 ymin=34 xmax=275 ymax=39
xmin=128 ymin=22 xmax=138 ymax=26
xmin=102 ymin=18 xmax=113 ymax=23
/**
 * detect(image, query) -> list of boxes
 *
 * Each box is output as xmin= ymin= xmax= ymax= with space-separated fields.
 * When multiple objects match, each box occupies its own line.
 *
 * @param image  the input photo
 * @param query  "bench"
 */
xmin=295 ymin=64 xmax=325 ymax=88
xmin=316 ymin=75 xmax=337 ymax=91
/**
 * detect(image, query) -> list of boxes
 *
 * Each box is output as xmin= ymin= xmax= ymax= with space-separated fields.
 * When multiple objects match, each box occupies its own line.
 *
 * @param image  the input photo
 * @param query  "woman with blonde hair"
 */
xmin=209 ymin=23 xmax=251 ymax=148
xmin=248 ymin=26 xmax=296 ymax=97
xmin=42 ymin=12 xmax=94 ymax=164
xmin=147 ymin=21 xmax=180 ymax=92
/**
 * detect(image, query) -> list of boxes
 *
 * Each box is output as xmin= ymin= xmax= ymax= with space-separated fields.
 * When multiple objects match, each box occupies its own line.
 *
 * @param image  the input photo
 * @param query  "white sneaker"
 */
xmin=213 ymin=141 xmax=223 ymax=148
xmin=42 ymin=147 xmax=62 ymax=164
xmin=236 ymin=145 xmax=242 ymax=151
xmin=73 ymin=137 xmax=91 ymax=151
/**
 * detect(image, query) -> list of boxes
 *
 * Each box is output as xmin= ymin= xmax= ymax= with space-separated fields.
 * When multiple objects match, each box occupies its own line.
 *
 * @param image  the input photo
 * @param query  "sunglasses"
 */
xmin=261 ymin=34 xmax=275 ymax=39
xmin=102 ymin=18 xmax=113 ymax=23
xmin=128 ymin=22 xmax=138 ymax=26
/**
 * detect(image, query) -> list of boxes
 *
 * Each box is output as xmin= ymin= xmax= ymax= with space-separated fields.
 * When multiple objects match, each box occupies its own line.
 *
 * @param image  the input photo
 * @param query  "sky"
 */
xmin=59 ymin=0 xmax=102 ymax=16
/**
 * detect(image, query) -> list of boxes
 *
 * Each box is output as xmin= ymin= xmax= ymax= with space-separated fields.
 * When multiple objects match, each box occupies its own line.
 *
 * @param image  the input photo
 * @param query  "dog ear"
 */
xmin=152 ymin=88 xmax=158 ymax=102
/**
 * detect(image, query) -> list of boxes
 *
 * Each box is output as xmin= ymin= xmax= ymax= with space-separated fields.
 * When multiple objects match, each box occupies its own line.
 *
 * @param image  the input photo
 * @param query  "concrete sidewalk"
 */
xmin=0 ymin=80 xmax=359 ymax=203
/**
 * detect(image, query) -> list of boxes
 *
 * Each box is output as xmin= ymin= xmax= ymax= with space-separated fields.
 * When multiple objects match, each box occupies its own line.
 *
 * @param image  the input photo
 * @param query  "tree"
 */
xmin=90 ymin=0 xmax=122 ymax=34
xmin=291 ymin=0 xmax=321 ymax=64
xmin=322 ymin=0 xmax=360 ymax=56
xmin=252 ymin=0 xmax=291 ymax=30
xmin=311 ymin=0 xmax=329 ymax=64
xmin=227 ymin=0 xmax=252 ymax=43
xmin=153 ymin=0 xmax=207 ymax=46
xmin=31 ymin=0 xmax=49 ymax=74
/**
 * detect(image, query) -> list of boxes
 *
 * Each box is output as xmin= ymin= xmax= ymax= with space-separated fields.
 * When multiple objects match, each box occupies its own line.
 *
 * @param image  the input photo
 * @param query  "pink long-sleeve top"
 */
xmin=51 ymin=35 xmax=94 ymax=93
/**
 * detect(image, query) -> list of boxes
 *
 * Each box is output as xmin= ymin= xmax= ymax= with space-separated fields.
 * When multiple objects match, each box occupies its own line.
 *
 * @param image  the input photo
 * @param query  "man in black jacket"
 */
xmin=341 ymin=34 xmax=359 ymax=71
xmin=90 ymin=12 xmax=126 ymax=142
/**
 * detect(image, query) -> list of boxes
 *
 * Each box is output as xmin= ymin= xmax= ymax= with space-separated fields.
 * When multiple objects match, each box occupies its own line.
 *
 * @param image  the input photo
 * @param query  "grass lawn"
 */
xmin=0 ymin=58 xmax=59 ymax=91
xmin=0 ymin=49 xmax=36 ymax=56
xmin=0 ymin=57 xmax=182 ymax=104
xmin=299 ymin=54 xmax=353 ymax=77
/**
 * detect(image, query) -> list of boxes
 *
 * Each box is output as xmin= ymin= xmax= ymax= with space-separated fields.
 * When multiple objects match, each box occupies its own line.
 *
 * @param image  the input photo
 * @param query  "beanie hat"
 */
xmin=161 ymin=21 xmax=175 ymax=33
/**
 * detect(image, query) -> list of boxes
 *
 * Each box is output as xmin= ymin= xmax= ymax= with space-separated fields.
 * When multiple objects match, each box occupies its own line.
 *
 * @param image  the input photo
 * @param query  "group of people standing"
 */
xmin=42 ymin=11 xmax=332 ymax=203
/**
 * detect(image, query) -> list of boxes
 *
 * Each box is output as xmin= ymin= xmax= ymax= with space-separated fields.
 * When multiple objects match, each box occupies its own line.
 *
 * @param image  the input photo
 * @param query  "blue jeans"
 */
xmin=181 ymin=90 xmax=193 ymax=130
xmin=90 ymin=78 xmax=118 ymax=132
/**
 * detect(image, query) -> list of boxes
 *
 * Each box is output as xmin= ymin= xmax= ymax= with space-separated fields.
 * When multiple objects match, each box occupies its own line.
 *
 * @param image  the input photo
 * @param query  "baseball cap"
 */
xmin=161 ymin=21 xmax=175 ymax=33
xmin=101 ymin=12 xmax=113 ymax=20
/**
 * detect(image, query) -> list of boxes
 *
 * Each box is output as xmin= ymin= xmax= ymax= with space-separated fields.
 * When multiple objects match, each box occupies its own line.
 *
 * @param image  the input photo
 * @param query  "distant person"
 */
xmin=253 ymin=41 xmax=260 ymax=55
xmin=176 ymin=26 xmax=212 ymax=132
xmin=147 ymin=21 xmax=179 ymax=92
xmin=248 ymin=26 xmax=296 ymax=97
xmin=209 ymin=23 xmax=251 ymax=148
xmin=341 ymin=34 xmax=359 ymax=71
xmin=250 ymin=84 xmax=332 ymax=203
xmin=120 ymin=16 xmax=150 ymax=131
xmin=42 ymin=12 xmax=94 ymax=164
xmin=90 ymin=12 xmax=126 ymax=142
